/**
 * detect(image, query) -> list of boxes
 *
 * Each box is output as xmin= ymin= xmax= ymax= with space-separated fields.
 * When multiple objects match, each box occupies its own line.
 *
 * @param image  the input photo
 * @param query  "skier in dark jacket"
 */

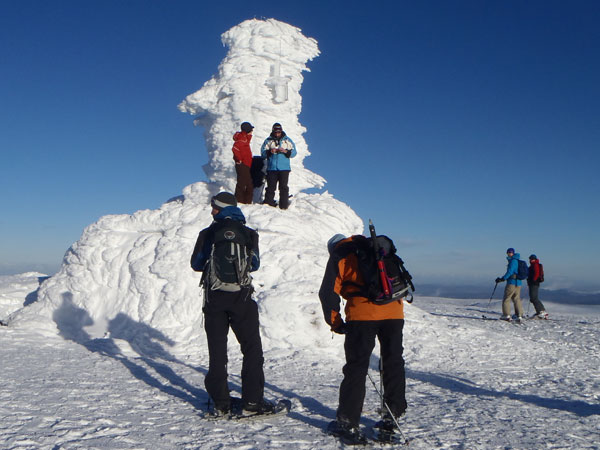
xmin=190 ymin=192 xmax=274 ymax=415
xmin=527 ymin=254 xmax=548 ymax=319
xmin=319 ymin=234 xmax=407 ymax=444
xmin=260 ymin=123 xmax=296 ymax=209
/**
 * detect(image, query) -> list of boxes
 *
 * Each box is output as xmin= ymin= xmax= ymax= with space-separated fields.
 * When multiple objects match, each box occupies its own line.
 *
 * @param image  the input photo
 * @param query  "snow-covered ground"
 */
xmin=2 ymin=275 xmax=599 ymax=449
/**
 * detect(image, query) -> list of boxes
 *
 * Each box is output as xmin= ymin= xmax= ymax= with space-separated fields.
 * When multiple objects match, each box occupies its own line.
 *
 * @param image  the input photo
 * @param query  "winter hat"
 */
xmin=529 ymin=254 xmax=538 ymax=260
xmin=211 ymin=192 xmax=237 ymax=211
xmin=327 ymin=234 xmax=346 ymax=253
xmin=272 ymin=123 xmax=283 ymax=132
xmin=506 ymin=248 xmax=515 ymax=254
xmin=241 ymin=122 xmax=254 ymax=133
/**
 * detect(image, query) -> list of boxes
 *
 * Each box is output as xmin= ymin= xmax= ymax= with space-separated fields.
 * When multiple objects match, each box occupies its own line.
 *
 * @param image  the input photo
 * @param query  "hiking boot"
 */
xmin=536 ymin=311 xmax=548 ymax=319
xmin=207 ymin=403 xmax=230 ymax=418
xmin=330 ymin=419 xmax=367 ymax=445
xmin=243 ymin=399 xmax=276 ymax=414
xmin=374 ymin=409 xmax=404 ymax=432
xmin=499 ymin=315 xmax=512 ymax=321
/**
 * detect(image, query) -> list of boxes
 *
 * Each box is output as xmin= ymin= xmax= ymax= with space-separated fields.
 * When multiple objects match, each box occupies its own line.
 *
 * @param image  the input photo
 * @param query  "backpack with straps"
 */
xmin=335 ymin=235 xmax=414 ymax=305
xmin=516 ymin=259 xmax=529 ymax=280
xmin=204 ymin=220 xmax=253 ymax=292
xmin=538 ymin=263 xmax=544 ymax=283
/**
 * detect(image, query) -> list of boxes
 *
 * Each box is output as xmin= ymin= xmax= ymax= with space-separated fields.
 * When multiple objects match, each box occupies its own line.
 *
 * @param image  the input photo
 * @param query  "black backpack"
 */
xmin=203 ymin=219 xmax=253 ymax=292
xmin=335 ymin=235 xmax=414 ymax=304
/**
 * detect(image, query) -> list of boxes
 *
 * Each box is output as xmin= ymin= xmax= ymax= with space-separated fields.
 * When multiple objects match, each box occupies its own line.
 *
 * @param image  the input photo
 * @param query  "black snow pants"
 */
xmin=263 ymin=170 xmax=290 ymax=209
xmin=203 ymin=289 xmax=264 ymax=410
xmin=337 ymin=319 xmax=407 ymax=427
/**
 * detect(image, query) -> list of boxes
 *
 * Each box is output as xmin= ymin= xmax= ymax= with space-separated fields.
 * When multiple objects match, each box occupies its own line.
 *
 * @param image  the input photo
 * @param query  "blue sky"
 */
xmin=2 ymin=1 xmax=599 ymax=291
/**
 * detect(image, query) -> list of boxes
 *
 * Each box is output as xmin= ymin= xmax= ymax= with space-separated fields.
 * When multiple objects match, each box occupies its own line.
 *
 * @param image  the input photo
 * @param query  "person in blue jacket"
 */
xmin=260 ymin=123 xmax=296 ymax=209
xmin=495 ymin=248 xmax=525 ymax=321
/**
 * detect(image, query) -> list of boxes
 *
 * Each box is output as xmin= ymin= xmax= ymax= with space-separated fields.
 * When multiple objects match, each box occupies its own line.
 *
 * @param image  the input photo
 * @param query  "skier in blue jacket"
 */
xmin=495 ymin=248 xmax=525 ymax=321
xmin=260 ymin=123 xmax=296 ymax=209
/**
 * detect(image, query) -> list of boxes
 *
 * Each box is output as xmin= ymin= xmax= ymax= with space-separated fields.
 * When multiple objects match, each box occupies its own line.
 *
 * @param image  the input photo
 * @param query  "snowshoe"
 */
xmin=326 ymin=420 xmax=368 ymax=446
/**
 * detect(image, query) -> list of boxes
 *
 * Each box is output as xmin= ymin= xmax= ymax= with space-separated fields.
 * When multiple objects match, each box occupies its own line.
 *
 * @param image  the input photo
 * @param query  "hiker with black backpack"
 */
xmin=190 ymin=192 xmax=275 ymax=416
xmin=527 ymin=254 xmax=548 ymax=319
xmin=319 ymin=232 xmax=409 ymax=445
xmin=495 ymin=247 xmax=525 ymax=322
xmin=260 ymin=122 xmax=296 ymax=209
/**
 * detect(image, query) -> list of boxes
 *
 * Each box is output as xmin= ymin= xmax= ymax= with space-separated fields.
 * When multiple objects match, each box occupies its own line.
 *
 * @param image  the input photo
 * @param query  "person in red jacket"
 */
xmin=527 ymin=254 xmax=548 ymax=319
xmin=232 ymin=122 xmax=254 ymax=204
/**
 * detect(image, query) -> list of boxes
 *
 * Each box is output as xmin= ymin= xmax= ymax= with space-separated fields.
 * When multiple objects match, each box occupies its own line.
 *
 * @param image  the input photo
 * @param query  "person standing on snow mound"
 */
xmin=190 ymin=192 xmax=275 ymax=416
xmin=232 ymin=122 xmax=255 ymax=204
xmin=527 ymin=254 xmax=548 ymax=319
xmin=495 ymin=247 xmax=525 ymax=322
xmin=319 ymin=234 xmax=407 ymax=444
xmin=260 ymin=123 xmax=296 ymax=209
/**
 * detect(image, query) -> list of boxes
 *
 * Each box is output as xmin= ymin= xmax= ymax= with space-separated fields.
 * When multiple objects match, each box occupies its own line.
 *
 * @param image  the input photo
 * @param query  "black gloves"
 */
xmin=332 ymin=322 xmax=346 ymax=335
xmin=495 ymin=277 xmax=505 ymax=283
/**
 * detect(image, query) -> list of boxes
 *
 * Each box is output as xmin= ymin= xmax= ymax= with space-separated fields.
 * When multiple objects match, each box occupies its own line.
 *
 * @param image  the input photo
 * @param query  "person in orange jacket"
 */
xmin=319 ymin=234 xmax=407 ymax=442
xmin=232 ymin=122 xmax=254 ymax=204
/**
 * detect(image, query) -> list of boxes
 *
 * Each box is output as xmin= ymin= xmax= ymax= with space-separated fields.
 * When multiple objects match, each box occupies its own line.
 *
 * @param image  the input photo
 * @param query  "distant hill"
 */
xmin=418 ymin=284 xmax=600 ymax=305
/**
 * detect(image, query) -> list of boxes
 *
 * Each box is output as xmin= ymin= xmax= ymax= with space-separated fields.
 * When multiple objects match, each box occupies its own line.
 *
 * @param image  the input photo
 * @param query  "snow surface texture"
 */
xmin=178 ymin=18 xmax=325 ymax=194
xmin=2 ymin=276 xmax=599 ymax=449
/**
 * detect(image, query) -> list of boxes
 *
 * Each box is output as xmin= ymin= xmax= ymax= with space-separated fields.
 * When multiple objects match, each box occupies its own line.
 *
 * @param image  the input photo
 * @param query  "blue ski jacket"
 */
xmin=260 ymin=134 xmax=296 ymax=171
xmin=502 ymin=253 xmax=522 ymax=286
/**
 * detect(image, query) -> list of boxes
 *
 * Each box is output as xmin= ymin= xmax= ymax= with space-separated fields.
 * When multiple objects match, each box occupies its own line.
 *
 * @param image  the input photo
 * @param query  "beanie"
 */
xmin=506 ymin=248 xmax=515 ymax=254
xmin=272 ymin=123 xmax=283 ymax=132
xmin=211 ymin=192 xmax=237 ymax=211
xmin=327 ymin=234 xmax=346 ymax=253
xmin=529 ymin=254 xmax=537 ymax=260
xmin=241 ymin=122 xmax=254 ymax=133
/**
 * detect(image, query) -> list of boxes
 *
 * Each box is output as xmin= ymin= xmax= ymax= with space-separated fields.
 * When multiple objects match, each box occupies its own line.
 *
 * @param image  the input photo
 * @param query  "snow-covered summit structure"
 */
xmin=9 ymin=19 xmax=362 ymax=355
xmin=179 ymin=18 xmax=325 ymax=194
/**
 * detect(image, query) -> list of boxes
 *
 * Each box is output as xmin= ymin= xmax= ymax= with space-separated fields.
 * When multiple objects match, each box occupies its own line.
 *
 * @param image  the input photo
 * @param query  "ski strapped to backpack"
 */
xmin=339 ymin=219 xmax=415 ymax=305
xmin=202 ymin=219 xmax=254 ymax=293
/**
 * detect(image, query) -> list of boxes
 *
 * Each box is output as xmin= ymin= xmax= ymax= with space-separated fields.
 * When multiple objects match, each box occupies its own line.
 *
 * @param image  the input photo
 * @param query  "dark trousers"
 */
xmin=338 ymin=320 xmax=407 ymax=427
xmin=203 ymin=289 xmax=264 ymax=409
xmin=528 ymin=283 xmax=546 ymax=314
xmin=235 ymin=164 xmax=253 ymax=204
xmin=264 ymin=170 xmax=290 ymax=209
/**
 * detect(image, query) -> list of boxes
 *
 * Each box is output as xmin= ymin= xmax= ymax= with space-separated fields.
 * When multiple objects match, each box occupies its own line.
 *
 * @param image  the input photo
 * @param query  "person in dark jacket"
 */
xmin=527 ymin=254 xmax=548 ymax=319
xmin=319 ymin=234 xmax=407 ymax=444
xmin=260 ymin=123 xmax=296 ymax=209
xmin=495 ymin=248 xmax=525 ymax=321
xmin=232 ymin=122 xmax=255 ymax=204
xmin=190 ymin=192 xmax=274 ymax=415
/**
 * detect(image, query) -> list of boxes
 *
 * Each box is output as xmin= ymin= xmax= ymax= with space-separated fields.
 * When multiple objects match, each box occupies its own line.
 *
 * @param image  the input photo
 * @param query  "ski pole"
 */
xmin=486 ymin=282 xmax=499 ymax=309
xmin=366 ymin=372 xmax=409 ymax=445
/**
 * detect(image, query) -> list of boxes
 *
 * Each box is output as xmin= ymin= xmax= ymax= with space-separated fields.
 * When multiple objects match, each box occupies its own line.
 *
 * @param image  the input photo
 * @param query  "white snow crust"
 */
xmin=178 ymin=18 xmax=324 ymax=194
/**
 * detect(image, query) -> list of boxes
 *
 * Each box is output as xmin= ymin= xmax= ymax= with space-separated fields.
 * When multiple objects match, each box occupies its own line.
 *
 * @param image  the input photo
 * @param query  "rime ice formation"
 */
xmin=178 ymin=18 xmax=325 ymax=194
xmin=9 ymin=19 xmax=362 ymax=354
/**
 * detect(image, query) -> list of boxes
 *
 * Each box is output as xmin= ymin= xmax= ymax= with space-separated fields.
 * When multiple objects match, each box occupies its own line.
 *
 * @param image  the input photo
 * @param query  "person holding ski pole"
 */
xmin=319 ymin=234 xmax=407 ymax=445
xmin=527 ymin=254 xmax=548 ymax=319
xmin=190 ymin=192 xmax=275 ymax=416
xmin=260 ymin=123 xmax=296 ymax=209
xmin=232 ymin=122 xmax=255 ymax=204
xmin=495 ymin=248 xmax=525 ymax=322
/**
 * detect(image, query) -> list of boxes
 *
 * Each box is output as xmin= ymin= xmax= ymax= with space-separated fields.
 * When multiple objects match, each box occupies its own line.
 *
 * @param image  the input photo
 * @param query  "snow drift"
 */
xmin=8 ymin=19 xmax=362 ymax=354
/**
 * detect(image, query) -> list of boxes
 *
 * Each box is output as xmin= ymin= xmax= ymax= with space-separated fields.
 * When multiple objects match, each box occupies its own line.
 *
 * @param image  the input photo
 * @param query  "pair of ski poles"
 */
xmin=366 ymin=356 xmax=410 ymax=445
